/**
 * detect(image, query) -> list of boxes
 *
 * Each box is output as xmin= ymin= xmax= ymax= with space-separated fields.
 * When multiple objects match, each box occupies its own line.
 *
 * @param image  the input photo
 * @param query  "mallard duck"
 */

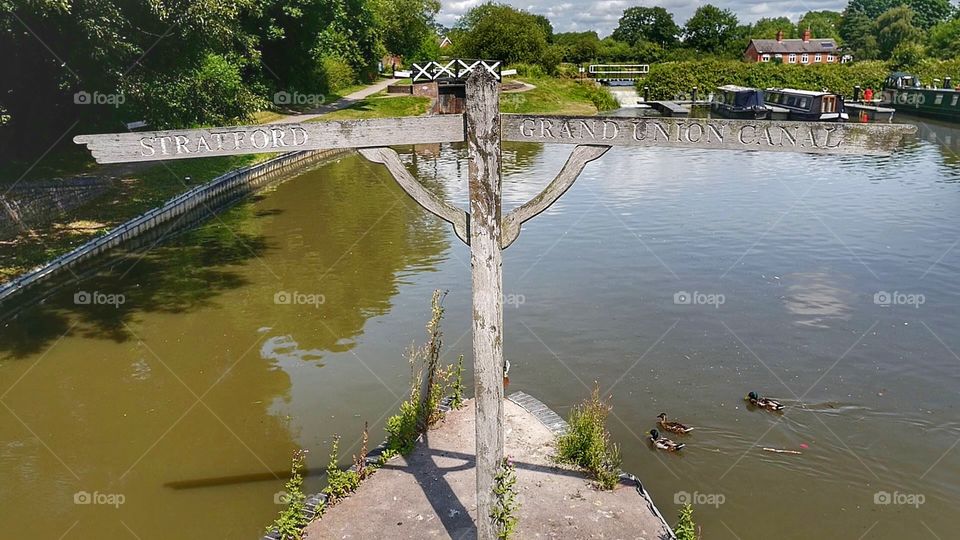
xmin=747 ymin=391 xmax=784 ymax=411
xmin=649 ymin=429 xmax=685 ymax=451
xmin=657 ymin=413 xmax=694 ymax=434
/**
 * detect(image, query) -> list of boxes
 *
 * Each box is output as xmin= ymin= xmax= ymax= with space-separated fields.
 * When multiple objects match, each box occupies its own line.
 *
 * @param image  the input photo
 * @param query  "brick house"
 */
xmin=744 ymin=29 xmax=840 ymax=65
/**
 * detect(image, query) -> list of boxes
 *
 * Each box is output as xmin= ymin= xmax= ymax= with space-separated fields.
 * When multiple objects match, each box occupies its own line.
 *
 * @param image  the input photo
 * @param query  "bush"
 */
xmin=555 ymin=384 xmax=622 ymax=490
xmin=584 ymin=84 xmax=619 ymax=112
xmin=511 ymin=62 xmax=546 ymax=78
xmin=320 ymin=55 xmax=357 ymax=94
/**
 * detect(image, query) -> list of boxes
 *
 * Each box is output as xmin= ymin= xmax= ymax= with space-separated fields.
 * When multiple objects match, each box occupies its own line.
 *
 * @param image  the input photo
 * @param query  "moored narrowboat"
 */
xmin=882 ymin=72 xmax=960 ymax=122
xmin=764 ymin=88 xmax=848 ymax=121
xmin=711 ymin=85 xmax=770 ymax=119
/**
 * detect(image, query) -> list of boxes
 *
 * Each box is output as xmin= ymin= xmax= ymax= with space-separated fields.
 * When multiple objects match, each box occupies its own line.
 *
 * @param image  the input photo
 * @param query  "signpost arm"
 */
xmin=466 ymin=68 xmax=504 ymax=540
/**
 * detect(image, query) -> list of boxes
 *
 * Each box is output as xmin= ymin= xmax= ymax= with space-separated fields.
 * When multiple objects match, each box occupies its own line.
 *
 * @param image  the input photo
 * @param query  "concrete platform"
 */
xmin=303 ymin=393 xmax=673 ymax=540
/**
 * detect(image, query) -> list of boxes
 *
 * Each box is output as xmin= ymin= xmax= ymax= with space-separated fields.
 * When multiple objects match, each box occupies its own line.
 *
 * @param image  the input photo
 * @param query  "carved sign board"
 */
xmin=76 ymin=114 xmax=916 ymax=164
xmin=74 ymin=115 xmax=466 ymax=163
xmin=502 ymin=114 xmax=916 ymax=156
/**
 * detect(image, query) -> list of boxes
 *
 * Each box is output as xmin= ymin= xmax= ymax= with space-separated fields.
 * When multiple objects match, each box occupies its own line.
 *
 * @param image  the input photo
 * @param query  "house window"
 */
xmin=788 ymin=54 xmax=797 ymax=63
xmin=801 ymin=54 xmax=810 ymax=63
xmin=814 ymin=54 xmax=822 ymax=62
xmin=761 ymin=54 xmax=770 ymax=62
xmin=827 ymin=54 xmax=835 ymax=62
xmin=775 ymin=54 xmax=783 ymax=61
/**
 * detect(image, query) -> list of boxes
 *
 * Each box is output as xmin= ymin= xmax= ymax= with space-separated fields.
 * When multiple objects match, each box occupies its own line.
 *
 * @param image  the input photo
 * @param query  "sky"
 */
xmin=436 ymin=0 xmax=849 ymax=37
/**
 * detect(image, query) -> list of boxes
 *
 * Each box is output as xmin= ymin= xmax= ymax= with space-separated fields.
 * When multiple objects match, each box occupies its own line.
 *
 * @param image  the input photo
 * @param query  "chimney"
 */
xmin=776 ymin=29 xmax=784 ymax=43
xmin=802 ymin=28 xmax=811 ymax=42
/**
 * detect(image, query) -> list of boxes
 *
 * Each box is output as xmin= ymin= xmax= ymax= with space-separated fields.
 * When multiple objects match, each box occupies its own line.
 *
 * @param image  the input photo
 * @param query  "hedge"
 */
xmin=639 ymin=59 xmax=960 ymax=100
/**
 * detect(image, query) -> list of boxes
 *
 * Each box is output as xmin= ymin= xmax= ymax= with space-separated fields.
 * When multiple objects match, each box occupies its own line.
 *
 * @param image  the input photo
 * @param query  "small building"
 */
xmin=744 ymin=29 xmax=840 ymax=65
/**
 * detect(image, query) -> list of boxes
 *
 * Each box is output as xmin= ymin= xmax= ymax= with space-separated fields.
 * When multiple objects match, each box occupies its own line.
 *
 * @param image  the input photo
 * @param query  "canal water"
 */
xmin=2 ymin=116 xmax=959 ymax=539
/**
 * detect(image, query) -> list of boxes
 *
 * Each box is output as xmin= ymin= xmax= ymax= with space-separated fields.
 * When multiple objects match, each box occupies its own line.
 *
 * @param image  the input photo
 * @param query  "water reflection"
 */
xmin=0 ymin=153 xmax=448 ymax=538
xmin=782 ymin=272 xmax=853 ymax=328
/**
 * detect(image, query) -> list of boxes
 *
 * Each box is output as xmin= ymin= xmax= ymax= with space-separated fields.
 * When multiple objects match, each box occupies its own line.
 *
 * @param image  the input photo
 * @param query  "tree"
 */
xmin=377 ymin=0 xmax=441 ymax=58
xmin=455 ymin=3 xmax=548 ymax=64
xmin=927 ymin=17 xmax=960 ymax=58
xmin=749 ymin=17 xmax=796 ymax=39
xmin=611 ymin=7 xmax=680 ymax=46
xmin=840 ymin=9 xmax=880 ymax=59
xmin=875 ymin=6 xmax=923 ymax=59
xmin=845 ymin=0 xmax=951 ymax=29
xmin=683 ymin=5 xmax=740 ymax=54
xmin=905 ymin=0 xmax=953 ymax=29
xmin=532 ymin=14 xmax=554 ymax=42
xmin=554 ymin=31 xmax=600 ymax=63
xmin=797 ymin=10 xmax=843 ymax=40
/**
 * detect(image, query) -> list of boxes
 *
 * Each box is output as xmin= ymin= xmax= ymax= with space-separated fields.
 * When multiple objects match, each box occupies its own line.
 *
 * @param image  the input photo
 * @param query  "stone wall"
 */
xmin=0 ymin=177 xmax=113 ymax=238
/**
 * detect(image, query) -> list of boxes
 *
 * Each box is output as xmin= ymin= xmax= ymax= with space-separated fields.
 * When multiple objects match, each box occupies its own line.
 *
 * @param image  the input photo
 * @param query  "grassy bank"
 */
xmin=500 ymin=73 xmax=618 ymax=115
xmin=0 ymin=154 xmax=272 ymax=281
xmin=316 ymin=93 xmax=431 ymax=121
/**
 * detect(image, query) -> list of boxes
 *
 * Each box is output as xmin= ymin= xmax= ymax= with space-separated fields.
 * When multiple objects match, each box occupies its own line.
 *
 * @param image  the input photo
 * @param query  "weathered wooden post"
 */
xmin=465 ymin=68 xmax=504 ymax=540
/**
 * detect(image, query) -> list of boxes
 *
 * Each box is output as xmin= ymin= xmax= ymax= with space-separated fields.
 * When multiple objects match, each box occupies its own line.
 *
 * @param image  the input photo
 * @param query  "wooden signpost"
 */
xmin=74 ymin=68 xmax=916 ymax=539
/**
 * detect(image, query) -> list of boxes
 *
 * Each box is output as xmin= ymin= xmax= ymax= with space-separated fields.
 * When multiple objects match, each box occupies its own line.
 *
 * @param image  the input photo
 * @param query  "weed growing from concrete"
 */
xmin=675 ymin=503 xmax=700 ymax=539
xmin=267 ymin=449 xmax=311 ymax=539
xmin=451 ymin=354 xmax=465 ymax=409
xmin=555 ymin=383 xmax=622 ymax=490
xmin=385 ymin=290 xmax=460 ymax=455
xmin=491 ymin=457 xmax=520 ymax=539
xmin=324 ymin=435 xmax=361 ymax=501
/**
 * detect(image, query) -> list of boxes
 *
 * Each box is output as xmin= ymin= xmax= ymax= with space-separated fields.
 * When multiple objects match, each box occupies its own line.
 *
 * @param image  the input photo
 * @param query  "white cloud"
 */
xmin=438 ymin=0 xmax=848 ymax=36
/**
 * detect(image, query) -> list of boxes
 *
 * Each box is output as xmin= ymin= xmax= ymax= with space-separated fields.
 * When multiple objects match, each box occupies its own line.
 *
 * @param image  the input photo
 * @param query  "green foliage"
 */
xmin=891 ymin=42 xmax=928 ymax=70
xmin=642 ymin=59 xmax=891 ymax=99
xmin=377 ymin=0 xmax=441 ymax=58
xmin=555 ymin=384 xmax=622 ymax=490
xmin=553 ymin=32 xmax=600 ymax=63
xmin=749 ymin=17 xmax=796 ymax=39
xmin=455 ymin=3 xmax=548 ymax=64
xmin=675 ymin=503 xmax=699 ymax=540
xmin=875 ymin=6 xmax=924 ymax=59
xmin=324 ymin=435 xmax=362 ymax=501
xmin=683 ymin=4 xmax=741 ymax=54
xmin=611 ymin=7 xmax=680 ymax=46
xmin=798 ymin=10 xmax=843 ymax=40
xmin=927 ymin=18 xmax=960 ymax=59
xmin=585 ymin=85 xmax=620 ymax=112
xmin=320 ymin=56 xmax=358 ymax=94
xmin=491 ymin=458 xmax=520 ymax=539
xmin=268 ymin=449 xmax=310 ymax=540
xmin=384 ymin=290 xmax=458 ymax=455
xmin=451 ymin=355 xmax=465 ymax=409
